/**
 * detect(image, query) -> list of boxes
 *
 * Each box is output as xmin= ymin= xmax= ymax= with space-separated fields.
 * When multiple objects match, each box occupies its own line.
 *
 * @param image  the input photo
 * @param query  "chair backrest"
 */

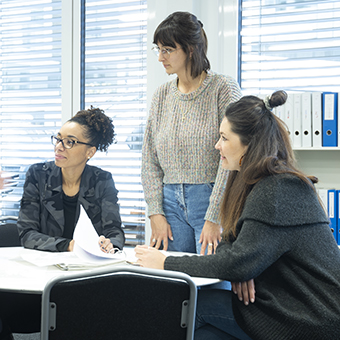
xmin=0 ymin=216 xmax=20 ymax=247
xmin=41 ymin=266 xmax=197 ymax=340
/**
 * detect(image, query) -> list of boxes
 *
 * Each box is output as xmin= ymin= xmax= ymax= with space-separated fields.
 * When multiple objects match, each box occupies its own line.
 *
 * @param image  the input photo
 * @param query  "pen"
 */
xmin=126 ymin=261 xmax=140 ymax=267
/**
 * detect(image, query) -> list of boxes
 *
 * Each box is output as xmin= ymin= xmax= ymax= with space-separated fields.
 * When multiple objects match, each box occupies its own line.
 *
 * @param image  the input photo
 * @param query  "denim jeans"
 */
xmin=195 ymin=289 xmax=253 ymax=340
xmin=163 ymin=183 xmax=214 ymax=254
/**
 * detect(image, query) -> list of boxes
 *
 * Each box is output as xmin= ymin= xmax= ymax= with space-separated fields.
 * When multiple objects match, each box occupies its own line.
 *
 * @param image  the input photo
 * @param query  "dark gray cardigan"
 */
xmin=18 ymin=161 xmax=125 ymax=251
xmin=165 ymin=174 xmax=340 ymax=340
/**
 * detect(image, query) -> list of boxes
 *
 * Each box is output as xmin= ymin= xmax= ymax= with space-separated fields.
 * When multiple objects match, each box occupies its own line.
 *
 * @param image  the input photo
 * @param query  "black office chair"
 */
xmin=0 ymin=216 xmax=20 ymax=247
xmin=41 ymin=266 xmax=197 ymax=340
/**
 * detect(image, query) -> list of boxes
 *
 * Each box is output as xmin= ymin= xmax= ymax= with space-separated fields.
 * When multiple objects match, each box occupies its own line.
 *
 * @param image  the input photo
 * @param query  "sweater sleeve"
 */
xmin=205 ymin=76 xmax=242 ymax=222
xmin=165 ymin=174 xmax=329 ymax=281
xmin=141 ymin=86 xmax=165 ymax=216
xmin=164 ymin=219 xmax=292 ymax=281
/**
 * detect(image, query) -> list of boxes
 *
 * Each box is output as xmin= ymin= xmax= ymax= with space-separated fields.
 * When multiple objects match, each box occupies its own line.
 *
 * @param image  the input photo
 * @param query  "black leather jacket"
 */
xmin=18 ymin=161 xmax=125 ymax=251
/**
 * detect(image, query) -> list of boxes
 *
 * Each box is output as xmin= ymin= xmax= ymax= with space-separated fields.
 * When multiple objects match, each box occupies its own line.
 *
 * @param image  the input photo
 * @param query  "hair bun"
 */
xmin=269 ymin=90 xmax=288 ymax=109
xmin=198 ymin=20 xmax=203 ymax=28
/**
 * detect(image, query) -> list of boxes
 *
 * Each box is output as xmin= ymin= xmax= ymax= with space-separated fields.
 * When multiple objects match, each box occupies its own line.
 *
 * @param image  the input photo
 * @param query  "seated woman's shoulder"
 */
xmin=87 ymin=165 xmax=112 ymax=180
xmin=253 ymin=174 xmax=313 ymax=197
xmin=28 ymin=161 xmax=55 ymax=173
xmin=261 ymin=173 xmax=307 ymax=185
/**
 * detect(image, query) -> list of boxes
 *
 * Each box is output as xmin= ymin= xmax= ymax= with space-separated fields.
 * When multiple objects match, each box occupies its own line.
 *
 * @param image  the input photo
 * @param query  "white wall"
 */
xmin=146 ymin=0 xmax=239 ymax=111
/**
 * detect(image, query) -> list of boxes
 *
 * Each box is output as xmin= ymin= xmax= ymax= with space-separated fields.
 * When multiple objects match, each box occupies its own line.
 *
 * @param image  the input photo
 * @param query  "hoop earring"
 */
xmin=239 ymin=155 xmax=244 ymax=167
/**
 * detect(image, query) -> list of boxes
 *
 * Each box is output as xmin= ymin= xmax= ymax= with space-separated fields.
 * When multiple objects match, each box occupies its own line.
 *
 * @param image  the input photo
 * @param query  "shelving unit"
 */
xmin=294 ymin=149 xmax=340 ymax=189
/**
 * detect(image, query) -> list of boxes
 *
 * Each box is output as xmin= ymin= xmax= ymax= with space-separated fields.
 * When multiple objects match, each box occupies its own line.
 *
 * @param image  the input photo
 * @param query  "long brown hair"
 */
xmin=219 ymin=91 xmax=318 ymax=240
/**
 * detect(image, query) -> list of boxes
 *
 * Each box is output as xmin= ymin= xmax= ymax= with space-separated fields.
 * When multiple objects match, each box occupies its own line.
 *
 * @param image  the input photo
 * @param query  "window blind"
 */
xmin=0 ymin=0 xmax=62 ymax=216
xmin=84 ymin=0 xmax=147 ymax=246
xmin=240 ymin=0 xmax=340 ymax=94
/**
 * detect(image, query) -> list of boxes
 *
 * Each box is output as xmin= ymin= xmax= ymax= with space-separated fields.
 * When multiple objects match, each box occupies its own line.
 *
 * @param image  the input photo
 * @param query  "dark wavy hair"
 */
xmin=69 ymin=106 xmax=116 ymax=152
xmin=153 ymin=11 xmax=210 ymax=78
xmin=219 ymin=90 xmax=319 ymax=240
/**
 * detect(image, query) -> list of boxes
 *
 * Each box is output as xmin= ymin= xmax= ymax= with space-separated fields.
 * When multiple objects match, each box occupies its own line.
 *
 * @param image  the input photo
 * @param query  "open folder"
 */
xmin=20 ymin=205 xmax=126 ymax=269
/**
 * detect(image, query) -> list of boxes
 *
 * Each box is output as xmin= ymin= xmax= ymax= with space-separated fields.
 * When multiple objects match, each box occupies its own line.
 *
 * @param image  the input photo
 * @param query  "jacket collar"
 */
xmin=45 ymin=162 xmax=63 ymax=194
xmin=45 ymin=162 xmax=95 ymax=198
xmin=43 ymin=163 xmax=99 ymax=230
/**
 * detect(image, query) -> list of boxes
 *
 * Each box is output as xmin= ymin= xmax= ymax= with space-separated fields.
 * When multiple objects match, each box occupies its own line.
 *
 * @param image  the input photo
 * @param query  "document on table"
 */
xmin=20 ymin=205 xmax=126 ymax=269
xmin=73 ymin=205 xmax=125 ymax=264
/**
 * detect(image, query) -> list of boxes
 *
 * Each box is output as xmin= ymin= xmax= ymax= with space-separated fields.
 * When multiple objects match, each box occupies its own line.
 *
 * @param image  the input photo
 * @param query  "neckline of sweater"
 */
xmin=171 ymin=70 xmax=214 ymax=101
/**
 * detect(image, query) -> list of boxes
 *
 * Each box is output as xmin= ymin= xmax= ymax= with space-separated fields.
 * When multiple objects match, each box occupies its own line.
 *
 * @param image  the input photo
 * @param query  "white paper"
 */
xmin=20 ymin=205 xmax=125 ymax=268
xmin=20 ymin=247 xmax=84 ymax=267
xmin=73 ymin=205 xmax=106 ymax=257
xmin=73 ymin=242 xmax=125 ymax=265
xmin=72 ymin=205 xmax=126 ymax=263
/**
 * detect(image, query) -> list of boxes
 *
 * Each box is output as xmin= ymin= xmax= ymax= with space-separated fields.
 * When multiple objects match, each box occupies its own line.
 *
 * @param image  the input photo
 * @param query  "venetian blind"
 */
xmin=0 ymin=0 xmax=62 ymax=216
xmin=240 ymin=0 xmax=340 ymax=94
xmin=84 ymin=0 xmax=147 ymax=246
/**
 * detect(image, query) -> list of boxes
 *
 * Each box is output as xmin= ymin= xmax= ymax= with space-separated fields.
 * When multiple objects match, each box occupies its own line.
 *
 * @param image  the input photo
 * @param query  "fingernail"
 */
xmin=239 ymin=297 xmax=243 ymax=301
xmin=245 ymin=301 xmax=249 ymax=306
xmin=250 ymin=298 xmax=255 ymax=303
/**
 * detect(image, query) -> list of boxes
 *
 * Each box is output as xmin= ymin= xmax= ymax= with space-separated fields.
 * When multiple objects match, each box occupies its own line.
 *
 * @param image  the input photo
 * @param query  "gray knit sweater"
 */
xmin=141 ymin=71 xmax=242 ymax=222
xmin=165 ymin=174 xmax=340 ymax=340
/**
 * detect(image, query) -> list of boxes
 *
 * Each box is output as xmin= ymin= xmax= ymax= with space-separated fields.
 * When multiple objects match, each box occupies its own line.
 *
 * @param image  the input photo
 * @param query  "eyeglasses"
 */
xmin=151 ymin=46 xmax=181 ymax=58
xmin=51 ymin=135 xmax=94 ymax=149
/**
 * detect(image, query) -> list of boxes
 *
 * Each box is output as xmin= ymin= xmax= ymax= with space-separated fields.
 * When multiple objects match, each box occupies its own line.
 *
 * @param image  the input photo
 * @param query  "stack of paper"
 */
xmin=21 ymin=205 xmax=126 ymax=269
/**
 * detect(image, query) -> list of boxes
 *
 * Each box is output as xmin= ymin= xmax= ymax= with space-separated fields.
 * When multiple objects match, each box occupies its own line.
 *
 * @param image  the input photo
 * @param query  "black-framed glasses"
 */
xmin=51 ymin=135 xmax=94 ymax=149
xmin=151 ymin=46 xmax=181 ymax=57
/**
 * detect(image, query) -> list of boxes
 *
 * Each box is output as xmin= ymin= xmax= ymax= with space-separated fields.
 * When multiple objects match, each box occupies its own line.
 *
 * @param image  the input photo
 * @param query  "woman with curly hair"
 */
xmin=17 ymin=106 xmax=125 ymax=253
xmin=0 ymin=107 xmax=125 ymax=340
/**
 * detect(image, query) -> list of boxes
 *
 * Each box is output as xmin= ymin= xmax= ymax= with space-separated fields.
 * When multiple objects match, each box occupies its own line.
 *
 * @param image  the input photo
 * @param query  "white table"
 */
xmin=0 ymin=247 xmax=221 ymax=293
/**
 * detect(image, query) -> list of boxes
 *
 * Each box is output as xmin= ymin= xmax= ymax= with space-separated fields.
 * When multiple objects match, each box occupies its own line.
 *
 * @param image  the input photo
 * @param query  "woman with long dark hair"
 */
xmin=136 ymin=91 xmax=340 ymax=339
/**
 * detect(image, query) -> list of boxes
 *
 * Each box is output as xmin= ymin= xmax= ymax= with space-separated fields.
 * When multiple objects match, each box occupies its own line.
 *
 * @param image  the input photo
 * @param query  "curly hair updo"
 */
xmin=69 ymin=106 xmax=116 ymax=152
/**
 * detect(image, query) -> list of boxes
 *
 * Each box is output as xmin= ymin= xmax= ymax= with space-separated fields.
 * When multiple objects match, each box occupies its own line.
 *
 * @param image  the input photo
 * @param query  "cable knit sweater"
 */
xmin=165 ymin=174 xmax=340 ymax=340
xmin=141 ymin=71 xmax=242 ymax=222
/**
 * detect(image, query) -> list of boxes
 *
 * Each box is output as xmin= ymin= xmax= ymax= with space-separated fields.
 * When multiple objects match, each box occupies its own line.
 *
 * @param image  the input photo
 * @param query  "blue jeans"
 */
xmin=195 ymin=289 xmax=253 ymax=340
xmin=163 ymin=183 xmax=214 ymax=253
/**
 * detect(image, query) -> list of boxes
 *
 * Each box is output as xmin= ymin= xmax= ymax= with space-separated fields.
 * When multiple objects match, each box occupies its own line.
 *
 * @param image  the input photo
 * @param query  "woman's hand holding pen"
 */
xmin=149 ymin=214 xmax=173 ymax=251
xmin=67 ymin=236 xmax=115 ymax=253
xmin=199 ymin=221 xmax=222 ymax=255
xmin=134 ymin=245 xmax=166 ymax=269
xmin=98 ymin=235 xmax=115 ymax=253
xmin=67 ymin=240 xmax=75 ymax=252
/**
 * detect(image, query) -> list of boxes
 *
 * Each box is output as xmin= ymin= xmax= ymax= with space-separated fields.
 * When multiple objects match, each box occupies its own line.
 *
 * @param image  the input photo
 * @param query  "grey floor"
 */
xmin=13 ymin=334 xmax=40 ymax=340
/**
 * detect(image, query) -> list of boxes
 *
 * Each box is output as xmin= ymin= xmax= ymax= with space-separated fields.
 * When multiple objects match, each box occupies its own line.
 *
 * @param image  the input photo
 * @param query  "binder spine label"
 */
xmin=324 ymin=94 xmax=334 ymax=121
xmin=329 ymin=192 xmax=334 ymax=218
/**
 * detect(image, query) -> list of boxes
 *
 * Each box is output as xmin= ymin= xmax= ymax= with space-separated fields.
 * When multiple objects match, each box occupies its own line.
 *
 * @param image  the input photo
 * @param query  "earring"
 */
xmin=239 ymin=155 xmax=244 ymax=167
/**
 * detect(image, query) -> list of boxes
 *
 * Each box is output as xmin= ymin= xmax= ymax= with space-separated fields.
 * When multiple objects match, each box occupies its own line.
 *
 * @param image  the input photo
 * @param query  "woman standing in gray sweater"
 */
xmin=142 ymin=11 xmax=242 ymax=255
xmin=136 ymin=90 xmax=340 ymax=339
